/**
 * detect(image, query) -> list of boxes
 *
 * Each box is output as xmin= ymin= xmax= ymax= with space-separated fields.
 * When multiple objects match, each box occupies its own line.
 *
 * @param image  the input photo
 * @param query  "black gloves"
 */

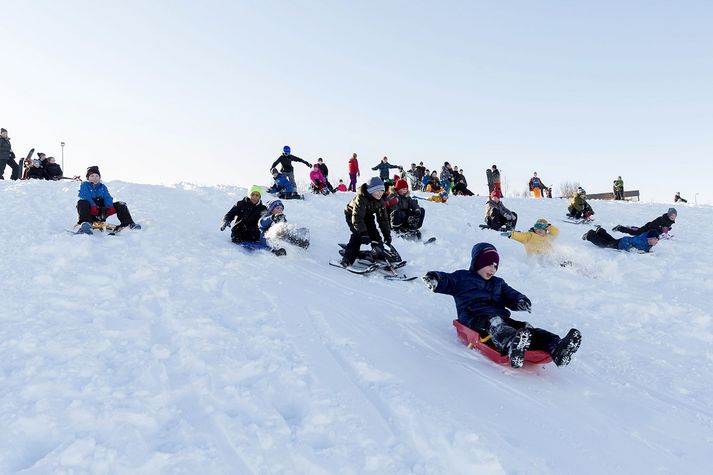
xmin=516 ymin=297 xmax=532 ymax=313
xmin=421 ymin=272 xmax=439 ymax=291
xmin=273 ymin=213 xmax=286 ymax=223
xmin=220 ymin=220 xmax=230 ymax=231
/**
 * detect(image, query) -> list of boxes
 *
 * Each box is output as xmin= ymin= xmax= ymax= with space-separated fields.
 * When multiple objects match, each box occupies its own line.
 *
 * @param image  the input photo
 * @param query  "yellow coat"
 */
xmin=427 ymin=194 xmax=448 ymax=203
xmin=510 ymin=226 xmax=559 ymax=255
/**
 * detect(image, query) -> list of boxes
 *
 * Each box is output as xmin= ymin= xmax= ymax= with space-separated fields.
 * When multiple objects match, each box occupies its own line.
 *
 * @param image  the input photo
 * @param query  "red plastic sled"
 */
xmin=453 ymin=320 xmax=552 ymax=365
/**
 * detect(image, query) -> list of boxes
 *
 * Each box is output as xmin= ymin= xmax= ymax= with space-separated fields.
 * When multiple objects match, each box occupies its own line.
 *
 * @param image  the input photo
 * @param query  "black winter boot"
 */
xmin=551 ymin=329 xmax=582 ymax=367
xmin=508 ymin=328 xmax=532 ymax=368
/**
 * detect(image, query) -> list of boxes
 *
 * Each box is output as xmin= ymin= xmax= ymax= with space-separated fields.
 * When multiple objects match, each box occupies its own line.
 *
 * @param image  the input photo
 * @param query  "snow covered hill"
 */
xmin=1 ymin=179 xmax=711 ymax=474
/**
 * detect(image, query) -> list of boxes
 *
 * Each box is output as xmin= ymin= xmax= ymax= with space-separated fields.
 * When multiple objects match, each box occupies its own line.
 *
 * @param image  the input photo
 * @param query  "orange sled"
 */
xmin=453 ymin=320 xmax=552 ymax=365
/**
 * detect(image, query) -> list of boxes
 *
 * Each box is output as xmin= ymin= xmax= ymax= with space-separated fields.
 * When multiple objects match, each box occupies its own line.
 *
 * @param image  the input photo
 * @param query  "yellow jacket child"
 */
xmin=505 ymin=219 xmax=559 ymax=255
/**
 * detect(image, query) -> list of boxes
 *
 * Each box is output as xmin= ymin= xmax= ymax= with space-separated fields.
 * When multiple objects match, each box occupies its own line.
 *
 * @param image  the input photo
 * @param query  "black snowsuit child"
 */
xmin=484 ymin=195 xmax=517 ymax=230
xmin=340 ymin=177 xmax=394 ymax=266
xmin=222 ymin=185 xmax=268 ymax=244
xmin=384 ymin=178 xmax=425 ymax=237
xmin=422 ymin=243 xmax=581 ymax=368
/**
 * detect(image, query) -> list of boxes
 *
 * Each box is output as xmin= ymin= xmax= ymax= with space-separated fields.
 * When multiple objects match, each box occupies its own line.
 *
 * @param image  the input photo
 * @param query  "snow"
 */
xmin=1 ymin=179 xmax=712 ymax=474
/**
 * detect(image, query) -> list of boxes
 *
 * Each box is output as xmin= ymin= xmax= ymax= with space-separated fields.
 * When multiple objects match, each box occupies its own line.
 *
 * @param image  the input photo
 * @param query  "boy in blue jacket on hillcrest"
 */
xmin=76 ymin=166 xmax=141 ymax=234
xmin=422 ymin=243 xmax=581 ymax=368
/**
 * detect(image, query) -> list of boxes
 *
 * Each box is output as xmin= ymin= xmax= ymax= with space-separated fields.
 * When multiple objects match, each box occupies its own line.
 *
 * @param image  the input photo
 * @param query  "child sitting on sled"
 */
xmin=76 ymin=166 xmax=142 ymax=234
xmin=422 ymin=243 xmax=581 ymax=368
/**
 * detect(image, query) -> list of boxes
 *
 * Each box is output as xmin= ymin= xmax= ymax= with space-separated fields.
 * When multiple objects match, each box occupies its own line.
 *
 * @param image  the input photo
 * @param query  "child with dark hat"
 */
xmin=76 ymin=166 xmax=141 ymax=234
xmin=422 ymin=243 xmax=582 ymax=368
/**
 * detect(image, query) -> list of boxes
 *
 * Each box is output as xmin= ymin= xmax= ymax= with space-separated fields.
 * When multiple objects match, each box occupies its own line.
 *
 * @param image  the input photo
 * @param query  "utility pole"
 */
xmin=61 ymin=141 xmax=65 ymax=171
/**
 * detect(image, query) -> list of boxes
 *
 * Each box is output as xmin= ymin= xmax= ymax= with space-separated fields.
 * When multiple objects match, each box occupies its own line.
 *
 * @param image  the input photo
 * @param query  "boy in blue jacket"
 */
xmin=422 ymin=243 xmax=581 ymax=368
xmin=267 ymin=168 xmax=302 ymax=199
xmin=583 ymin=227 xmax=659 ymax=252
xmin=76 ymin=166 xmax=141 ymax=234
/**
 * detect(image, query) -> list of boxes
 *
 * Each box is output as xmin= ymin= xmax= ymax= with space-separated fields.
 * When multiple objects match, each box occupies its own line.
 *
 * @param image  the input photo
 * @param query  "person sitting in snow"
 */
xmin=427 ymin=191 xmax=449 ymax=203
xmin=316 ymin=157 xmax=335 ymax=193
xmin=43 ymin=156 xmax=63 ymax=180
xmin=502 ymin=218 xmax=559 ymax=256
xmin=612 ymin=208 xmax=677 ymax=237
xmin=267 ymin=168 xmax=302 ymax=199
xmin=221 ymin=185 xmax=285 ymax=255
xmin=337 ymin=177 xmax=398 ymax=268
xmin=309 ymin=164 xmax=329 ymax=195
xmin=26 ymin=159 xmax=45 ymax=179
xmin=335 ymin=179 xmax=348 ymax=192
xmin=452 ymin=166 xmax=474 ymax=196
xmin=259 ymin=199 xmax=309 ymax=249
xmin=425 ymin=170 xmax=445 ymax=193
xmin=76 ymin=166 xmax=141 ymax=234
xmin=583 ymin=227 xmax=660 ymax=253
xmin=484 ymin=192 xmax=517 ymax=231
xmin=567 ymin=187 xmax=594 ymax=220
xmin=421 ymin=243 xmax=582 ymax=368
xmin=384 ymin=178 xmax=425 ymax=238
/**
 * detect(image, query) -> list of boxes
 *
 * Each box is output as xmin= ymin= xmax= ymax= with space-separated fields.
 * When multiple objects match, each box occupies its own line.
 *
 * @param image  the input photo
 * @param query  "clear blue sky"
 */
xmin=3 ymin=0 xmax=712 ymax=203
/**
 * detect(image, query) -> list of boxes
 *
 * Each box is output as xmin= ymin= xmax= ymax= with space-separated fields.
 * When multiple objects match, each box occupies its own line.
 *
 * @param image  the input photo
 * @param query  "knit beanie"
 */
xmin=474 ymin=246 xmax=500 ymax=270
xmin=249 ymin=185 xmax=262 ymax=196
xmin=0 ymin=128 xmax=6 ymax=134
xmin=394 ymin=179 xmax=408 ymax=191
xmin=86 ymin=165 xmax=101 ymax=178
xmin=267 ymin=200 xmax=284 ymax=213
xmin=366 ymin=177 xmax=385 ymax=194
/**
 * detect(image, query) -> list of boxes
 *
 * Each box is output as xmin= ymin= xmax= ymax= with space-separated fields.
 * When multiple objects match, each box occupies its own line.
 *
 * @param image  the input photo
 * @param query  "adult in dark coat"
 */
xmin=0 ymin=128 xmax=19 ymax=180
xmin=222 ymin=185 xmax=268 ymax=244
xmin=339 ymin=177 xmax=393 ymax=266
xmin=371 ymin=156 xmax=402 ymax=181
xmin=422 ymin=243 xmax=581 ymax=367
xmin=270 ymin=146 xmax=311 ymax=189
xmin=612 ymin=209 xmax=676 ymax=236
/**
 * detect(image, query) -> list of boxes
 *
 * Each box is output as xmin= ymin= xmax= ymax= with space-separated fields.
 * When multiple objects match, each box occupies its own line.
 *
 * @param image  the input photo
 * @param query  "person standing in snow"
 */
xmin=440 ymin=161 xmax=454 ymax=194
xmin=347 ymin=153 xmax=360 ymax=192
xmin=528 ymin=172 xmax=546 ymax=199
xmin=422 ymin=243 xmax=582 ymax=368
xmin=612 ymin=208 xmax=677 ymax=237
xmin=484 ymin=192 xmax=518 ymax=231
xmin=76 ymin=166 xmax=141 ymax=234
xmin=613 ymin=176 xmax=624 ymax=200
xmin=674 ymin=192 xmax=687 ymax=203
xmin=371 ymin=156 xmax=402 ymax=181
xmin=270 ymin=145 xmax=311 ymax=190
xmin=501 ymin=219 xmax=559 ymax=256
xmin=0 ymin=128 xmax=20 ymax=180
xmin=584 ymin=227 xmax=660 ymax=253
xmin=337 ymin=177 xmax=397 ymax=268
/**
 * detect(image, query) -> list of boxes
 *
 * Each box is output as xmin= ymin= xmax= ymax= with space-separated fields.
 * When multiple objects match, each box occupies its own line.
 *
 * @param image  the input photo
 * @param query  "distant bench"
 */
xmin=586 ymin=190 xmax=640 ymax=202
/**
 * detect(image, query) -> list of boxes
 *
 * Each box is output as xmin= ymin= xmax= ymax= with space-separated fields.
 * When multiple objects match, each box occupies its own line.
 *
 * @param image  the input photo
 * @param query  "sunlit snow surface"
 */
xmin=1 ymin=180 xmax=711 ymax=474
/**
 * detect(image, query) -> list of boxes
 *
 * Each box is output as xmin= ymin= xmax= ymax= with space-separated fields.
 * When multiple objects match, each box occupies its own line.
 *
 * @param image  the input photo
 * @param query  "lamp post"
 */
xmin=61 ymin=142 xmax=65 ymax=171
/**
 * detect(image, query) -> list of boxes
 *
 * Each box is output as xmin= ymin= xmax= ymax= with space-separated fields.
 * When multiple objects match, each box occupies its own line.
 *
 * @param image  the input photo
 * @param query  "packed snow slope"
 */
xmin=1 ymin=179 xmax=712 ymax=474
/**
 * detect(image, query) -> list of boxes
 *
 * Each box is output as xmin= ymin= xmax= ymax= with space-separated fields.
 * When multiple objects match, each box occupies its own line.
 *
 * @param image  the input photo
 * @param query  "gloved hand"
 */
xmin=90 ymin=206 xmax=99 ymax=216
xmin=516 ymin=297 xmax=532 ymax=313
xmin=307 ymin=163 xmax=312 ymax=168
xmin=220 ymin=220 xmax=230 ymax=231
xmin=105 ymin=206 xmax=116 ymax=217
xmin=500 ymin=231 xmax=512 ymax=237
xmin=273 ymin=213 xmax=286 ymax=223
xmin=421 ymin=272 xmax=439 ymax=291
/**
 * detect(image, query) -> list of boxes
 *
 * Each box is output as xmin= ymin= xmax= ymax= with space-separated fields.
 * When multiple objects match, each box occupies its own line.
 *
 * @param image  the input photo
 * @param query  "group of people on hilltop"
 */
xmin=0 ymin=128 xmax=65 ymax=180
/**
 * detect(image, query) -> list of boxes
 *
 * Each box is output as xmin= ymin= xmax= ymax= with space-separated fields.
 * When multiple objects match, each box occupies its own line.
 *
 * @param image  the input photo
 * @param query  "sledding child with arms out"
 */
xmin=384 ymin=178 xmax=425 ymax=239
xmin=336 ymin=177 xmax=400 ymax=268
xmin=501 ymin=219 xmax=559 ymax=256
xmin=422 ymin=243 xmax=582 ymax=368
xmin=221 ymin=185 xmax=285 ymax=256
xmin=76 ymin=166 xmax=142 ymax=234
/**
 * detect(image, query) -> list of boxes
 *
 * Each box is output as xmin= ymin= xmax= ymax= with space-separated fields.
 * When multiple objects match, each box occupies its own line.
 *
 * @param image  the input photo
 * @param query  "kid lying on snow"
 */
xmin=422 ymin=243 xmax=581 ymax=368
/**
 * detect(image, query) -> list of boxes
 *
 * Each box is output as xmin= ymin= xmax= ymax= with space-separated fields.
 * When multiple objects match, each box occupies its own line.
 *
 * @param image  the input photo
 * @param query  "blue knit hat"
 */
xmin=366 ymin=177 xmax=385 ymax=194
xmin=267 ymin=200 xmax=284 ymax=213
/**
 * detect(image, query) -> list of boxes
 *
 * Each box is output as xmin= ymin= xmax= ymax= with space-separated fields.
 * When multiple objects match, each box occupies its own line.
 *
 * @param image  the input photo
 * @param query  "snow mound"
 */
xmin=1 ymin=180 xmax=711 ymax=474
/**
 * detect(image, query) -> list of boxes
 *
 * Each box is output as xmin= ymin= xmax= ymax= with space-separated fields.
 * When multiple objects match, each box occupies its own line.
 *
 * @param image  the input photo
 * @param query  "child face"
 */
xmin=477 ymin=264 xmax=497 ymax=280
xmin=397 ymin=188 xmax=408 ymax=196
xmin=648 ymin=238 xmax=659 ymax=247
xmin=534 ymin=228 xmax=547 ymax=236
xmin=371 ymin=190 xmax=384 ymax=200
xmin=88 ymin=173 xmax=101 ymax=184
xmin=249 ymin=192 xmax=261 ymax=204
xmin=272 ymin=206 xmax=284 ymax=215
